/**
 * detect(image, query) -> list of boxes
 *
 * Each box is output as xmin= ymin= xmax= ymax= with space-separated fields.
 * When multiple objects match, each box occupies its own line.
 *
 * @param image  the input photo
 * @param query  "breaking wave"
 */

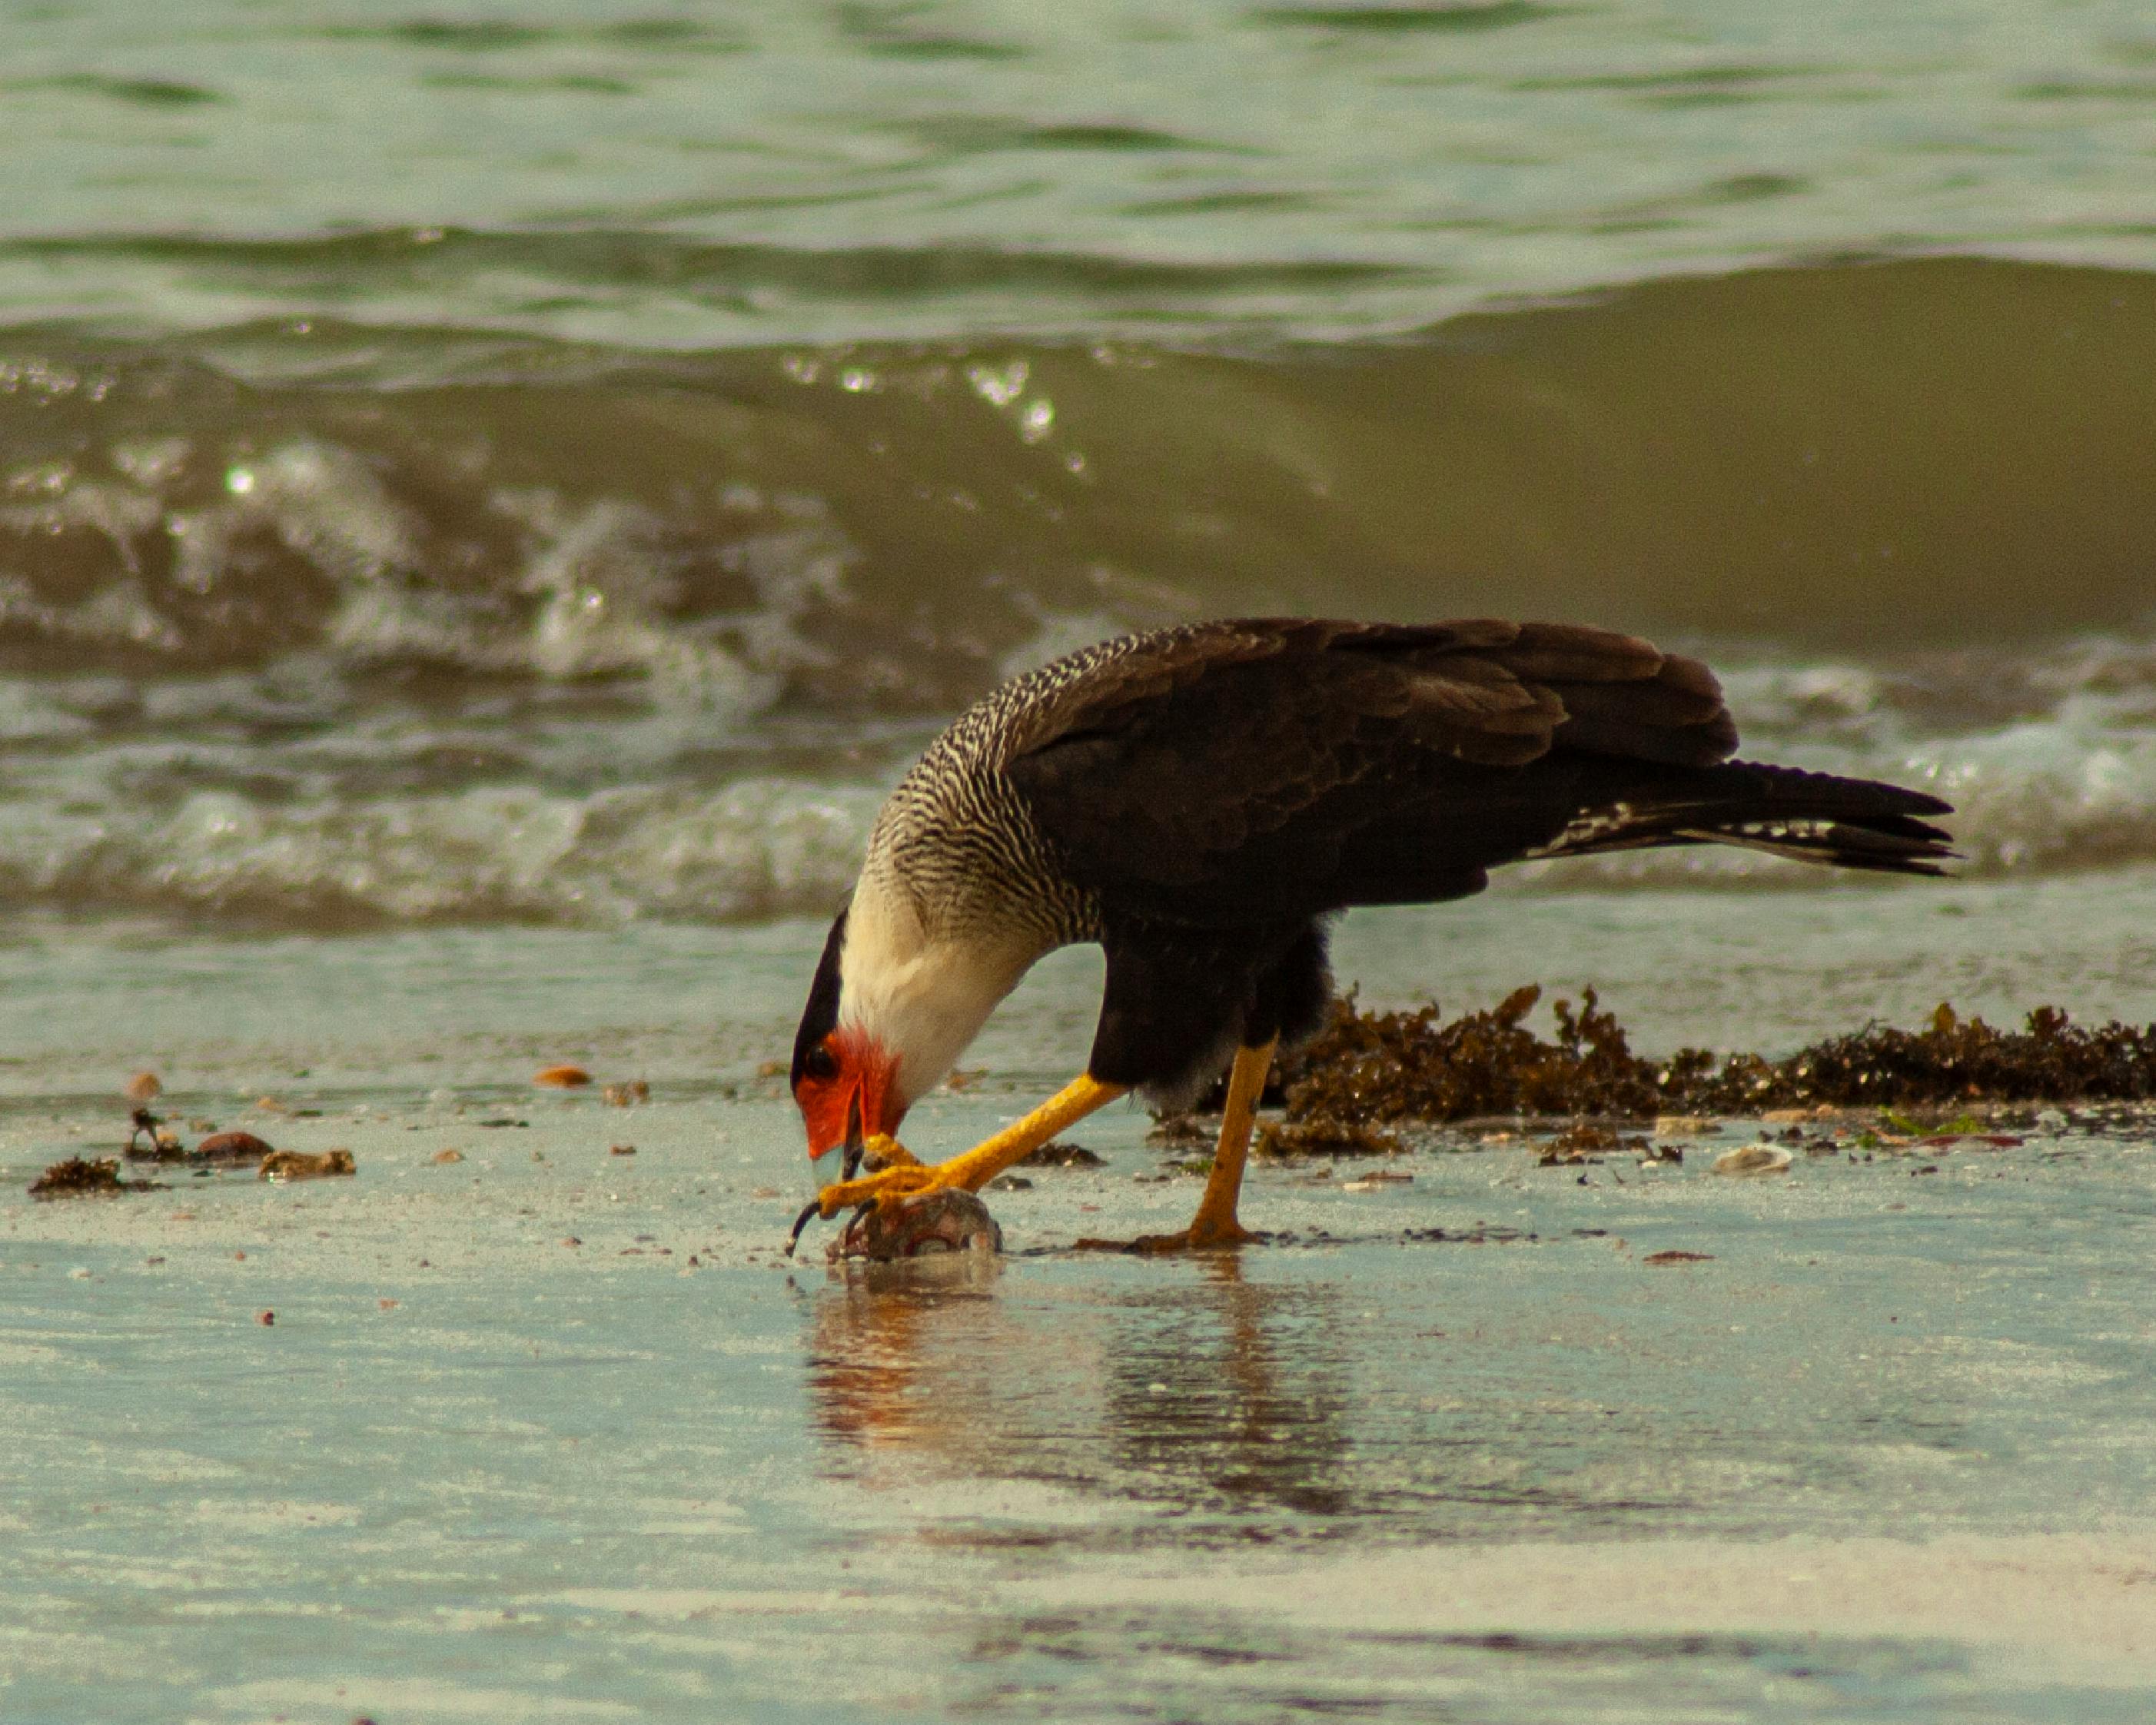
xmin=3 ymin=258 xmax=2155 ymax=928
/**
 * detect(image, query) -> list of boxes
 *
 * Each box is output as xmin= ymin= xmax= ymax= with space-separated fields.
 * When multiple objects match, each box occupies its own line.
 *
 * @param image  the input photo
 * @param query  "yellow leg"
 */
xmin=813 ymin=1072 xmax=1127 ymax=1219
xmin=1180 ymin=1036 xmax=1277 ymax=1248
xmin=1077 ymin=1038 xmax=1277 ymax=1255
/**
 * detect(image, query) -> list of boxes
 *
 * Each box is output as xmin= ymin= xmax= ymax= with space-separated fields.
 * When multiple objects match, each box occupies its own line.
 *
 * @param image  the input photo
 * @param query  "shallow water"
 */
xmin=5 ymin=929 xmax=2156 ymax=1720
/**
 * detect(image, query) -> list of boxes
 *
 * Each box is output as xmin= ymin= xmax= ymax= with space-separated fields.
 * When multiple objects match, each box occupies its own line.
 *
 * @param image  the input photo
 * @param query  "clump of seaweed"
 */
xmin=1254 ymin=1119 xmax=1406 ymax=1158
xmin=1665 ymin=1002 xmax=2156 ymax=1112
xmin=1276 ymin=985 xmax=1660 ymax=1126
xmin=31 ymin=1157 xmax=163 ymax=1198
xmin=1204 ymin=991 xmax=2156 ymax=1130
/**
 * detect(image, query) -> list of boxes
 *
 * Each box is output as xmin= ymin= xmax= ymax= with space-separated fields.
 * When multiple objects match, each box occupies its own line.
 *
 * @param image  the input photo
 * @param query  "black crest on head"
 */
xmin=789 ymin=905 xmax=849 ymax=1091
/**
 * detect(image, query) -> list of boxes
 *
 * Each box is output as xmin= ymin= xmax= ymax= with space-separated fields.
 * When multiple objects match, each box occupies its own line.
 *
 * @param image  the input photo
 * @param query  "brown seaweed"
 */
xmin=1187 ymin=989 xmax=2156 ymax=1131
xmin=31 ymin=1156 xmax=164 ymax=1198
xmin=1254 ymin=1119 xmax=1407 ymax=1158
xmin=1664 ymin=1002 xmax=2156 ymax=1112
xmin=1276 ymin=985 xmax=1660 ymax=1125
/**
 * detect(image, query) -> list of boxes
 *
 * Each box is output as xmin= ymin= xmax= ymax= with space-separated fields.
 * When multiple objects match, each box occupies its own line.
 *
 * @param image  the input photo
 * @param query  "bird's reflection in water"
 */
xmin=806 ymin=1254 xmax=1353 ymax=1525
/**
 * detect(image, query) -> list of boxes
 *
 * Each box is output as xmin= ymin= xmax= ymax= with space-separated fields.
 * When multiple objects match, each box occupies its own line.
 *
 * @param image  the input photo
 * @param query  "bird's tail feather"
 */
xmin=1540 ymin=761 xmax=1956 ymax=877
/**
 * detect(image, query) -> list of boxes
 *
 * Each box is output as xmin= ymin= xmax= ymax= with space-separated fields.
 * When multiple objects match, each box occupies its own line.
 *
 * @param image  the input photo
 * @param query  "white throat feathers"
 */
xmin=835 ymin=869 xmax=1048 ymax=1111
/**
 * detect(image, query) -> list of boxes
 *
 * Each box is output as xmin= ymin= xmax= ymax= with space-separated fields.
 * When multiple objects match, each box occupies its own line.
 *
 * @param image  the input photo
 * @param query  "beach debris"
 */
xmin=32 ymin=1157 xmax=162 ymax=1198
xmin=1644 ymin=1249 xmax=1716 ymax=1265
xmin=829 ymin=1188 xmax=1002 ymax=1261
xmin=1221 ymin=992 xmax=2156 ymax=1131
xmin=257 ymin=1310 xmax=275 ymax=1326
xmin=610 ymin=1143 xmax=636 ymax=1156
xmin=1537 ymin=1122 xmax=1636 ymax=1165
xmin=1018 ymin=1139 xmax=1106 ymax=1166
xmin=196 ymin=1131 xmax=276 ymax=1165
xmin=1667 ymin=1002 xmax=2156 ymax=1112
xmin=1638 ymin=1142 xmax=1684 ymax=1165
xmin=1341 ymin=1171 xmax=1414 ymax=1192
xmin=1255 ymin=1119 xmax=1407 ymax=1158
xmin=1277 ymin=985 xmax=1656 ymax=1125
xmin=431 ymin=1148 xmax=464 ymax=1164
xmin=602 ymin=1079 xmax=649 ymax=1106
xmin=943 ymin=1067 xmax=986 ymax=1092
xmin=1712 ymin=1144 xmax=1794 ymax=1178
xmin=533 ymin=1065 xmax=591 ymax=1089
xmin=258 ymin=1148 xmax=355 ymax=1182
xmin=124 ymin=1071 xmax=161 ymax=1104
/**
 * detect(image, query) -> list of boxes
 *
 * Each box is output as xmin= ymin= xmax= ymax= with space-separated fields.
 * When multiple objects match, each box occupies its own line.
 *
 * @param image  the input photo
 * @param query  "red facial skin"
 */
xmin=795 ymin=1027 xmax=905 ymax=1166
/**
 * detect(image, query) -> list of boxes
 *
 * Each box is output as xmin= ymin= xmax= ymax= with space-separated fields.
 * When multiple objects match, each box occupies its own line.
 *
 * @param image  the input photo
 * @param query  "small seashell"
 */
xmin=1712 ymin=1144 xmax=1794 ymax=1178
xmin=124 ymin=1071 xmax=162 ymax=1103
xmin=533 ymin=1065 xmax=591 ymax=1089
xmin=431 ymin=1148 xmax=464 ymax=1164
xmin=257 ymin=1310 xmax=275 ymax=1326
xmin=258 ymin=1148 xmax=356 ymax=1182
xmin=602 ymin=1080 xmax=649 ymax=1106
xmin=610 ymin=1143 xmax=636 ymax=1156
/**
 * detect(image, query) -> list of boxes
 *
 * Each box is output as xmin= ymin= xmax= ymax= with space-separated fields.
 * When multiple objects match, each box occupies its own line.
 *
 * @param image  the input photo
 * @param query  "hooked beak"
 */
xmin=815 ymin=1091 xmax=866 ymax=1193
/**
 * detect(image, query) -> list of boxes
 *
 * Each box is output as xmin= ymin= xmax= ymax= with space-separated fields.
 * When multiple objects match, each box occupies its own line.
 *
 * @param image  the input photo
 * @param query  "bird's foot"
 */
xmin=1073 ymin=1218 xmax=1267 ymax=1255
xmin=819 ymin=1157 xmax=949 ymax=1218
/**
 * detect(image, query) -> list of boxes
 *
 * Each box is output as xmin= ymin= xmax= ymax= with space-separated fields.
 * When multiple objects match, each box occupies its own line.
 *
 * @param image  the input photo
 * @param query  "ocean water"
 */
xmin=2 ymin=0 xmax=2155 ymax=930
xmin=7 ymin=2 xmax=2156 ymax=1717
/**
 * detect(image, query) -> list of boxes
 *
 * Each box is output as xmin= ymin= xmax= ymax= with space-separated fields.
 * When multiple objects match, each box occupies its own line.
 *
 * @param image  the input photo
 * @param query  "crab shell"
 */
xmin=829 ymin=1188 xmax=1002 ymax=1262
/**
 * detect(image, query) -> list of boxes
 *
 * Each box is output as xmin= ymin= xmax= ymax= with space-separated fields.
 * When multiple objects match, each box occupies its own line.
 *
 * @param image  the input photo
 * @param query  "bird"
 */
xmin=786 ymin=617 xmax=1953 ymax=1254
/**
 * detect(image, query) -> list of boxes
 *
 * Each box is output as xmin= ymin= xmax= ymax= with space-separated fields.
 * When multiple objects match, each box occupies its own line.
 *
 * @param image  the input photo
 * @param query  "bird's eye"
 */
xmin=802 ymin=1042 xmax=840 ymax=1082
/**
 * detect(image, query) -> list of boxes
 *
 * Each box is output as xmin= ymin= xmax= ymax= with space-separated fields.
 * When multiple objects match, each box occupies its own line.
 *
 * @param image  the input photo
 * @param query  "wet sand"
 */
xmin=5 ymin=880 xmax=2156 ymax=1720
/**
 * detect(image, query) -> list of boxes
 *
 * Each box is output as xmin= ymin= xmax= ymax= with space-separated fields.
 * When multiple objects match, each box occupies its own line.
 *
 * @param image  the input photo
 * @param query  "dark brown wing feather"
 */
xmin=1005 ymin=618 xmax=1948 ymax=928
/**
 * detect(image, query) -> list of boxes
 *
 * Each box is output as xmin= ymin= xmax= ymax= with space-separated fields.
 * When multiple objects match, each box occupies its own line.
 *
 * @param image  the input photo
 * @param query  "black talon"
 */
xmin=785 ymin=1199 xmax=822 ymax=1257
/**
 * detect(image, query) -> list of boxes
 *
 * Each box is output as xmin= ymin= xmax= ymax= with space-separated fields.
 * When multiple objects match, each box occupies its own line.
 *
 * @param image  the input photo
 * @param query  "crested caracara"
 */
xmin=787 ymin=618 xmax=1953 ymax=1252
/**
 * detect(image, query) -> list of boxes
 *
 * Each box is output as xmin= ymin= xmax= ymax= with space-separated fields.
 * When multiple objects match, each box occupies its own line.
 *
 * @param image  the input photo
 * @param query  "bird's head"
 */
xmin=790 ymin=886 xmax=1037 ymax=1185
xmin=790 ymin=908 xmax=905 ymax=1187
